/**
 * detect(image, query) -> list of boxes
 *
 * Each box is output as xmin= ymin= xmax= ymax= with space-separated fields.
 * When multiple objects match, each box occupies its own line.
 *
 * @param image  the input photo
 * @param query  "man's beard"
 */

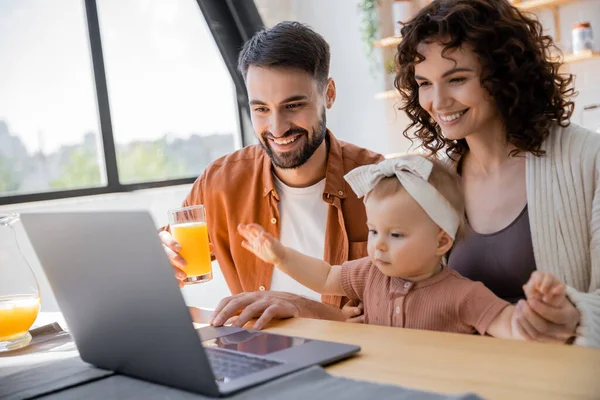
xmin=259 ymin=108 xmax=327 ymax=169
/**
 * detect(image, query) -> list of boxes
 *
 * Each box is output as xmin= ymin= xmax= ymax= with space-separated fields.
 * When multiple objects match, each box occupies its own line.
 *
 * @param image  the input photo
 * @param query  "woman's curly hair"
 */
xmin=394 ymin=0 xmax=575 ymax=158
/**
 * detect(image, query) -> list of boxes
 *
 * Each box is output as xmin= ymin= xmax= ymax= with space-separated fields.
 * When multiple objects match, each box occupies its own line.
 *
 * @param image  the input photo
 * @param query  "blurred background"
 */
xmin=1 ymin=0 xmax=599 ymax=311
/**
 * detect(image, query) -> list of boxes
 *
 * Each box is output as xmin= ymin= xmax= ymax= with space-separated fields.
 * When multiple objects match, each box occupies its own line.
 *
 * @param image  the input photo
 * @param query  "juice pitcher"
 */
xmin=0 ymin=213 xmax=41 ymax=352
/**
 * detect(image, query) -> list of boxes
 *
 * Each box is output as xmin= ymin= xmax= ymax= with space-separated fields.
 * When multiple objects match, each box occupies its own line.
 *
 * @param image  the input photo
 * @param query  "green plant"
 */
xmin=358 ymin=0 xmax=380 ymax=74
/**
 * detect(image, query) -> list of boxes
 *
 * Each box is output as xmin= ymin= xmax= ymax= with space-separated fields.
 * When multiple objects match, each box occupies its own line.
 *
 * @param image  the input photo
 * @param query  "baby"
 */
xmin=239 ymin=155 xmax=565 ymax=339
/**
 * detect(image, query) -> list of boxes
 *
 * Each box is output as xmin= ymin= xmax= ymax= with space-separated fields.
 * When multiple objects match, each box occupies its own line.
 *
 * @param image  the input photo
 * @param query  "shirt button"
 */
xmin=404 ymin=282 xmax=411 ymax=288
xmin=259 ymin=285 xmax=266 ymax=291
xmin=395 ymin=306 xmax=400 ymax=314
xmin=270 ymin=217 xmax=277 ymax=224
xmin=338 ymin=190 xmax=344 ymax=196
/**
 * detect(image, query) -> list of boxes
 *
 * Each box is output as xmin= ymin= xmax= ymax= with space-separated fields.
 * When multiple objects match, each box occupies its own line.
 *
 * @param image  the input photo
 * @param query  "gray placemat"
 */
xmin=0 ymin=324 xmax=114 ymax=400
xmin=37 ymin=365 xmax=484 ymax=400
xmin=0 ymin=356 xmax=114 ymax=400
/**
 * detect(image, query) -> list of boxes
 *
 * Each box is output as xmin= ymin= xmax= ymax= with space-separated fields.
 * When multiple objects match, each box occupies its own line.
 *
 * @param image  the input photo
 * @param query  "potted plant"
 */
xmin=358 ymin=0 xmax=380 ymax=74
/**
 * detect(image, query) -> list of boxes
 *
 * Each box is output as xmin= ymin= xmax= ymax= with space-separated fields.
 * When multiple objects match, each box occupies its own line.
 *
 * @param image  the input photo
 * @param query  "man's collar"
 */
xmin=322 ymin=130 xmax=347 ymax=199
xmin=261 ymin=130 xmax=347 ymax=200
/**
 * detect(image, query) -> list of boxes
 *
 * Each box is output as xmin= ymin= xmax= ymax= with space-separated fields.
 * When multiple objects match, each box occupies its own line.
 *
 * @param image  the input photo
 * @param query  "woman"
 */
xmin=394 ymin=0 xmax=599 ymax=346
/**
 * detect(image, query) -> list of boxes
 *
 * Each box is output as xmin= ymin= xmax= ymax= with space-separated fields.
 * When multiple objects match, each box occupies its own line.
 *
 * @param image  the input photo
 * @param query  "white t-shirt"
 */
xmin=271 ymin=176 xmax=328 ymax=301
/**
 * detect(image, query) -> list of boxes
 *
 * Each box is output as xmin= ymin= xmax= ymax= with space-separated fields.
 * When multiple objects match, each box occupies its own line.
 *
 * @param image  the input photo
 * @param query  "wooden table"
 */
xmin=256 ymin=317 xmax=600 ymax=400
xmin=11 ymin=311 xmax=600 ymax=400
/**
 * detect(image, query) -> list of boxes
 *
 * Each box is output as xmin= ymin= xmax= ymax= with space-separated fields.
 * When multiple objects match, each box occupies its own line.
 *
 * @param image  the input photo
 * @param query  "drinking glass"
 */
xmin=168 ymin=205 xmax=212 ymax=284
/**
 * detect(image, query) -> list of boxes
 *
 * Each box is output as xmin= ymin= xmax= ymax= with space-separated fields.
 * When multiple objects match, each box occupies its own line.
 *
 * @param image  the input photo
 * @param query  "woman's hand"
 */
xmin=514 ymin=271 xmax=580 ymax=343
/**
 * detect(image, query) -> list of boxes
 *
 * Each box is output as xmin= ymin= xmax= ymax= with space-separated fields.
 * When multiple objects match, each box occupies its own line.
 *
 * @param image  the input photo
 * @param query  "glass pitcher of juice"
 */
xmin=0 ymin=213 xmax=41 ymax=352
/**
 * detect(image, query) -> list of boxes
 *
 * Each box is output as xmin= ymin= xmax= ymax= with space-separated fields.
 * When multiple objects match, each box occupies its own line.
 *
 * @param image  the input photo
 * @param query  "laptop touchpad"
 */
xmin=202 ymin=330 xmax=311 ymax=356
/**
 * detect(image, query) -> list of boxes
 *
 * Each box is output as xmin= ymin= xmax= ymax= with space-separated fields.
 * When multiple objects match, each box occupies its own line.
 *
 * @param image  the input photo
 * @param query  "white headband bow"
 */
xmin=344 ymin=155 xmax=460 ymax=240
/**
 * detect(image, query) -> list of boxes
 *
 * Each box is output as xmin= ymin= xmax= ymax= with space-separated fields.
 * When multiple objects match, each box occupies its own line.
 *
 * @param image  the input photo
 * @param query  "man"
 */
xmin=160 ymin=21 xmax=382 ymax=329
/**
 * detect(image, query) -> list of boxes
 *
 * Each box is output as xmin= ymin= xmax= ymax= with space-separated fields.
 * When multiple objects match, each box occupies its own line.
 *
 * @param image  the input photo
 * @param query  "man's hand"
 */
xmin=209 ymin=292 xmax=301 ymax=330
xmin=238 ymin=223 xmax=285 ymax=265
xmin=342 ymin=299 xmax=364 ymax=323
xmin=159 ymin=230 xmax=187 ymax=288
xmin=159 ymin=230 xmax=214 ymax=288
xmin=209 ymin=291 xmax=347 ymax=330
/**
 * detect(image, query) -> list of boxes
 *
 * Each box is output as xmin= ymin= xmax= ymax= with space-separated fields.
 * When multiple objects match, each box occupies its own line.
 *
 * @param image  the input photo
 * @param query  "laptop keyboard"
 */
xmin=205 ymin=347 xmax=283 ymax=382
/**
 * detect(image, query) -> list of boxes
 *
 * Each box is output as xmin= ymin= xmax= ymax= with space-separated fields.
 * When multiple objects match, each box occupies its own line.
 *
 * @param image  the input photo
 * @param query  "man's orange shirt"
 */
xmin=169 ymin=131 xmax=383 ymax=308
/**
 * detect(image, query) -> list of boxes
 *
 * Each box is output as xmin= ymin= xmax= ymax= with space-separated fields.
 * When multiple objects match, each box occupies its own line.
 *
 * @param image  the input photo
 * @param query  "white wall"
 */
xmin=0 ymin=186 xmax=232 ymax=312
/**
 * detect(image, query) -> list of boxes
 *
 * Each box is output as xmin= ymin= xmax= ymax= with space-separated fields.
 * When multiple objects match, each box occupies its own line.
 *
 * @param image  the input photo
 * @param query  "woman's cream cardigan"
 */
xmin=445 ymin=123 xmax=599 ymax=346
xmin=526 ymin=123 xmax=600 ymax=347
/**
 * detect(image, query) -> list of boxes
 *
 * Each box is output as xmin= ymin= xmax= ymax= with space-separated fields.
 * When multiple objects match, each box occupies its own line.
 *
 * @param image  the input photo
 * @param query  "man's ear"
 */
xmin=325 ymin=78 xmax=336 ymax=109
xmin=436 ymin=230 xmax=454 ymax=256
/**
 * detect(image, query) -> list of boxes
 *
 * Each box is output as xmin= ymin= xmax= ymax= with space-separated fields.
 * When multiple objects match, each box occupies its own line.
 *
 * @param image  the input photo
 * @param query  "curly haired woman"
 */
xmin=394 ymin=0 xmax=600 ymax=347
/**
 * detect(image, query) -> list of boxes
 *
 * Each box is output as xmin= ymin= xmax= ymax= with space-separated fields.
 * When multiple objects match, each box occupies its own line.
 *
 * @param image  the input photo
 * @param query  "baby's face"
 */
xmin=364 ymin=189 xmax=445 ymax=280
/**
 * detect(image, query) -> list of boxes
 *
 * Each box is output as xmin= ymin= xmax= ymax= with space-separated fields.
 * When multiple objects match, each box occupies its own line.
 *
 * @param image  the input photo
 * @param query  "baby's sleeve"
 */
xmin=339 ymin=257 xmax=372 ymax=302
xmin=458 ymin=281 xmax=510 ymax=335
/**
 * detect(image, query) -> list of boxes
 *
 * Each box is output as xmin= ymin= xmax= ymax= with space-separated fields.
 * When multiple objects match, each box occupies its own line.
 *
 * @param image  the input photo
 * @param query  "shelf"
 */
xmin=375 ymin=90 xmax=400 ymax=100
xmin=512 ymin=0 xmax=578 ymax=11
xmin=563 ymin=51 xmax=600 ymax=64
xmin=373 ymin=36 xmax=402 ymax=48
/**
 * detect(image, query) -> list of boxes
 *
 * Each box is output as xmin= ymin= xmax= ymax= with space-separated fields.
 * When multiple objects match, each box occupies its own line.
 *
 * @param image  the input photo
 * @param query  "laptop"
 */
xmin=20 ymin=211 xmax=360 ymax=397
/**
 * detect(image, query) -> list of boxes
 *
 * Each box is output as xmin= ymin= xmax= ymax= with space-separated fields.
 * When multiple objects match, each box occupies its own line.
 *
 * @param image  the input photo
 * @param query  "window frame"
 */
xmin=0 ymin=0 xmax=262 ymax=206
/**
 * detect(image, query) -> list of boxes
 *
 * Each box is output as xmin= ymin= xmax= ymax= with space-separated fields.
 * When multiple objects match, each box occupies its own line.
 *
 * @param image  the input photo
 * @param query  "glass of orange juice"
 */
xmin=0 ymin=213 xmax=41 ymax=352
xmin=169 ymin=205 xmax=212 ymax=285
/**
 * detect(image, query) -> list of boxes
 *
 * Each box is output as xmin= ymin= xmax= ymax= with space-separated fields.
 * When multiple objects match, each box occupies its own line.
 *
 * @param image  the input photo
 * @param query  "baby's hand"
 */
xmin=523 ymin=271 xmax=566 ymax=307
xmin=238 ymin=223 xmax=286 ymax=265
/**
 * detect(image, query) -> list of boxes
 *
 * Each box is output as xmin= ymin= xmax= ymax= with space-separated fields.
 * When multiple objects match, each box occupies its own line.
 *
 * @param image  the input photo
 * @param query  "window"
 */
xmin=96 ymin=0 xmax=239 ymax=184
xmin=0 ymin=0 xmax=257 ymax=205
xmin=0 ymin=0 xmax=106 ymax=196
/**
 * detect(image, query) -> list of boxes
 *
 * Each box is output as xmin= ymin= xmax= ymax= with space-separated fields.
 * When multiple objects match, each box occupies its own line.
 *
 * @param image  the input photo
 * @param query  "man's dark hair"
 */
xmin=238 ymin=21 xmax=330 ymax=87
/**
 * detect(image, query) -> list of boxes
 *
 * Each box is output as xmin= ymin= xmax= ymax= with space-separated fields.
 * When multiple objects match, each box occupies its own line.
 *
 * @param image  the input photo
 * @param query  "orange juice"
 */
xmin=171 ymin=222 xmax=212 ymax=278
xmin=0 ymin=294 xmax=40 ymax=342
